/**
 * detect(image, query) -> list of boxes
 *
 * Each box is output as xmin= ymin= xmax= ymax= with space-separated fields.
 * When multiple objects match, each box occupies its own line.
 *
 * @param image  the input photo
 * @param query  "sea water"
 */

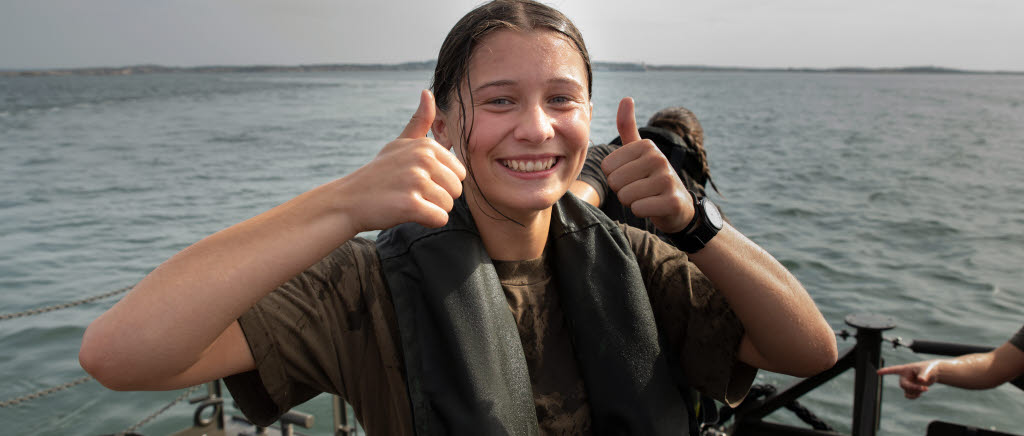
xmin=1 ymin=70 xmax=1022 ymax=435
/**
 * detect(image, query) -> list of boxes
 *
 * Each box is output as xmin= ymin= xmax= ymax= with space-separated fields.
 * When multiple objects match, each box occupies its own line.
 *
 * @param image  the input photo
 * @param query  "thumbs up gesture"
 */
xmin=601 ymin=97 xmax=694 ymax=234
xmin=337 ymin=90 xmax=467 ymax=233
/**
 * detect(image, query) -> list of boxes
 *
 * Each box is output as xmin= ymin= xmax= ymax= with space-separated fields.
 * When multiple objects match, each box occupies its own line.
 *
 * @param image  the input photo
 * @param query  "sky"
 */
xmin=1 ymin=0 xmax=1022 ymax=71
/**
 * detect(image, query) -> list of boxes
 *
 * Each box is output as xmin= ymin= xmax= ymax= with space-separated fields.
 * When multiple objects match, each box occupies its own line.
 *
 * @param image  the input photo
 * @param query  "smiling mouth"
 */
xmin=501 ymin=157 xmax=558 ymax=173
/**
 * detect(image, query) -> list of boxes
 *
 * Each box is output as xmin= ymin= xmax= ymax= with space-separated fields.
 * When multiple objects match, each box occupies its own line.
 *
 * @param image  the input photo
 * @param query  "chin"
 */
xmin=482 ymin=189 xmax=564 ymax=216
xmin=510 ymin=189 xmax=566 ymax=211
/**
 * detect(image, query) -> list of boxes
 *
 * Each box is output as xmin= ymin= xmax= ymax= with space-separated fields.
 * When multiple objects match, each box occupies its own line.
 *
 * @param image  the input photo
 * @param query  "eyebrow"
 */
xmin=471 ymin=77 xmax=585 ymax=94
xmin=472 ymin=80 xmax=516 ymax=93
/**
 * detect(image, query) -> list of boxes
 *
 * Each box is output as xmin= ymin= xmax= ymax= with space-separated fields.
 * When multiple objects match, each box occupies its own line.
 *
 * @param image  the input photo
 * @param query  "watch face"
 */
xmin=704 ymin=201 xmax=724 ymax=229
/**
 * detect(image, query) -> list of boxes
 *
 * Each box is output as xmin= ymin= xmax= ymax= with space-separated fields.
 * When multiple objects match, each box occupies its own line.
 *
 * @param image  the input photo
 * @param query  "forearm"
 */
xmin=81 ymin=179 xmax=357 ymax=384
xmin=937 ymin=343 xmax=1024 ymax=389
xmin=82 ymin=89 xmax=464 ymax=389
xmin=934 ymin=354 xmax=998 ymax=389
xmin=688 ymin=224 xmax=837 ymax=376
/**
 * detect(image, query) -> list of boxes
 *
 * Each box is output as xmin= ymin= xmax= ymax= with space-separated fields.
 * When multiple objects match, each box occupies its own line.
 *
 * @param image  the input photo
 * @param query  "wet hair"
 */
xmin=647 ymin=107 xmax=720 ymax=195
xmin=430 ymin=0 xmax=592 ymax=221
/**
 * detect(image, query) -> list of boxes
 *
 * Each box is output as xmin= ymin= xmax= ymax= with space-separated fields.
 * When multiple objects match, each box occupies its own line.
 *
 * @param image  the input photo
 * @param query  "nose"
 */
xmin=513 ymin=102 xmax=555 ymax=144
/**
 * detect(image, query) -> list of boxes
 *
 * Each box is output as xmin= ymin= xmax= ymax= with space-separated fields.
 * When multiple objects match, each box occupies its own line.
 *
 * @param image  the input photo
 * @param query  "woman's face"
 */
xmin=434 ymin=30 xmax=592 ymax=216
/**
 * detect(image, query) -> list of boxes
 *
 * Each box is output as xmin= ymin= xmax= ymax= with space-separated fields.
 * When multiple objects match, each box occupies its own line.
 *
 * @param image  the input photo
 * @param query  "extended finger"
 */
xmin=399 ymin=90 xmax=436 ymax=139
xmin=616 ymin=97 xmax=642 ymax=145
xmin=877 ymin=365 xmax=907 ymax=376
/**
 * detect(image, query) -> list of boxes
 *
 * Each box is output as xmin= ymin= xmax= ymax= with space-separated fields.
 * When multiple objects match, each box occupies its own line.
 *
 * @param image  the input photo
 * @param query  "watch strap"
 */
xmin=669 ymin=191 xmax=719 ymax=254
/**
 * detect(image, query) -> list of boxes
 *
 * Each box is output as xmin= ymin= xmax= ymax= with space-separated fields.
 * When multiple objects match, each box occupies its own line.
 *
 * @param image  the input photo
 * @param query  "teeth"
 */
xmin=503 ymin=157 xmax=556 ymax=172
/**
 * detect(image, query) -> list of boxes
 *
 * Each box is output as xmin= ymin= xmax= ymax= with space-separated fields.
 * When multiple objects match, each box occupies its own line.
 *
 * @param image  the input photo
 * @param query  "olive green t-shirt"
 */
xmin=224 ymin=225 xmax=755 ymax=434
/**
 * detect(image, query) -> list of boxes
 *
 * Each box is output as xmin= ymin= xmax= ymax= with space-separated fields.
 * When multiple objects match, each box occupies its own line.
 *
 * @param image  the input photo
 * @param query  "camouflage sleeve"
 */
xmin=622 ymin=224 xmax=757 ymax=406
xmin=223 ymin=238 xmax=399 ymax=426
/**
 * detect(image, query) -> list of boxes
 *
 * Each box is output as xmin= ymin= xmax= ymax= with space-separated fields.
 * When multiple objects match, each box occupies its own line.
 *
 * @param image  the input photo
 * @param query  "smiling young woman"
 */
xmin=79 ymin=1 xmax=837 ymax=435
xmin=432 ymin=28 xmax=592 ymax=260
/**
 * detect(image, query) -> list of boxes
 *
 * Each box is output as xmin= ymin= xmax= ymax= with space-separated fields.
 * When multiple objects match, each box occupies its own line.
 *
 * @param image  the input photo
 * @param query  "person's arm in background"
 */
xmin=878 ymin=340 xmax=1024 ymax=399
xmin=571 ymin=142 xmax=615 ymax=207
xmin=570 ymin=180 xmax=601 ymax=207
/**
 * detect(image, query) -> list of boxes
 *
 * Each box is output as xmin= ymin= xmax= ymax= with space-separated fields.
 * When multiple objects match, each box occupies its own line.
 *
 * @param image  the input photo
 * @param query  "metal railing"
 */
xmin=3 ymin=282 xmax=1019 ymax=436
xmin=720 ymin=314 xmax=1023 ymax=436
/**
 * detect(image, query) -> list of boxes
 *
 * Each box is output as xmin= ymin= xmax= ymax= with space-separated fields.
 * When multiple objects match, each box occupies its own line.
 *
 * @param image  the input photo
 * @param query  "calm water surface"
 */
xmin=1 ymin=70 xmax=1022 ymax=434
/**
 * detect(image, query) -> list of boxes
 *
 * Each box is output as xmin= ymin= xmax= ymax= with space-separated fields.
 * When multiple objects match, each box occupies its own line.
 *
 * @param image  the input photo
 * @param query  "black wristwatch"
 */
xmin=670 ymin=191 xmax=724 ymax=253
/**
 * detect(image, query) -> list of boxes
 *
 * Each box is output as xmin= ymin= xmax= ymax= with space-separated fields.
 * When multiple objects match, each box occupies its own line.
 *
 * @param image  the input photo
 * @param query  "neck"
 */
xmin=465 ymin=194 xmax=551 ymax=261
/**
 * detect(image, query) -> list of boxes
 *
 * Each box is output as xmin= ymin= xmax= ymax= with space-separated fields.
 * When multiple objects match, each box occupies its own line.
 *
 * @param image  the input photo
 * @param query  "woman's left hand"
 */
xmin=601 ymin=97 xmax=694 ymax=234
xmin=604 ymin=97 xmax=838 ymax=377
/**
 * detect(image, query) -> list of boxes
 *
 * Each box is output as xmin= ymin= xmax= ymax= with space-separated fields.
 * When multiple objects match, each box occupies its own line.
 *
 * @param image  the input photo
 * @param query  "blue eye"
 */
xmin=489 ymin=98 xmax=512 ymax=105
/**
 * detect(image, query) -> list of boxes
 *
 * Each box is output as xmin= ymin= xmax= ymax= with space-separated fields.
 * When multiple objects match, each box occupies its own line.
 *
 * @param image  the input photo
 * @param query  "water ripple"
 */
xmin=3 ymin=70 xmax=1023 ymax=435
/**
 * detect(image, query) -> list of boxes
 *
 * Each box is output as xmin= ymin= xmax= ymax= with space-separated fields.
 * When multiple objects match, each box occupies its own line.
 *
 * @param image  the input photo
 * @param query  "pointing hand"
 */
xmin=878 ymin=360 xmax=942 ymax=399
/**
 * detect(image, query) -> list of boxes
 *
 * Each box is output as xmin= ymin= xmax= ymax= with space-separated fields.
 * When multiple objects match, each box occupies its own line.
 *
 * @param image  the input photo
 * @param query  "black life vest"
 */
xmin=376 ymin=193 xmax=691 ymax=435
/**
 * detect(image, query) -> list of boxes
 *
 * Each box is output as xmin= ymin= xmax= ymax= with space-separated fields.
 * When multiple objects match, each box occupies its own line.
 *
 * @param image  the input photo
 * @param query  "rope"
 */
xmin=0 ymin=285 xmax=195 ymax=433
xmin=0 ymin=376 xmax=92 ymax=408
xmin=785 ymin=398 xmax=834 ymax=431
xmin=118 ymin=384 xmax=202 ymax=435
xmin=0 ymin=286 xmax=132 ymax=321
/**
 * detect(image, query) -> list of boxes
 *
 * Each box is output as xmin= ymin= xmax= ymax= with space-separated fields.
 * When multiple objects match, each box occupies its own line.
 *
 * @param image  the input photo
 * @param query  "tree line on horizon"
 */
xmin=3 ymin=60 xmax=1017 ymax=77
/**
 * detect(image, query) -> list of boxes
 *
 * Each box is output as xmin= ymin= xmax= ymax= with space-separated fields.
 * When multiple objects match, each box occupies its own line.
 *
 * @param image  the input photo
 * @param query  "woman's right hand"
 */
xmin=336 ymin=89 xmax=466 ymax=234
xmin=80 ymin=90 xmax=467 ymax=391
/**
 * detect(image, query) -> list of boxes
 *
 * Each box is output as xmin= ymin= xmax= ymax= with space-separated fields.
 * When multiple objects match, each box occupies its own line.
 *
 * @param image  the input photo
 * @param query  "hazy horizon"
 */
xmin=4 ymin=60 xmax=1019 ymax=74
xmin=3 ymin=0 xmax=1022 ymax=72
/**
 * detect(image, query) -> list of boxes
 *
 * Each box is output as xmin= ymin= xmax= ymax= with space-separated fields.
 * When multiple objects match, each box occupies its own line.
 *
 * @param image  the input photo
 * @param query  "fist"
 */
xmin=601 ymin=97 xmax=694 ymax=234
xmin=339 ymin=90 xmax=467 ymax=232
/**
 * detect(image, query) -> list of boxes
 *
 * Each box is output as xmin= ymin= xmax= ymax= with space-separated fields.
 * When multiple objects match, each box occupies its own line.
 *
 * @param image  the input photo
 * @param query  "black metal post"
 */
xmin=845 ymin=314 xmax=895 ymax=436
xmin=211 ymin=381 xmax=226 ymax=429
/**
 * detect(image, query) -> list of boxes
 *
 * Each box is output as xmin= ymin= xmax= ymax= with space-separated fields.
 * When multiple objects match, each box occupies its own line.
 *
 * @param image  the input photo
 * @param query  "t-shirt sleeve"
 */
xmin=223 ymin=237 xmax=390 ymax=426
xmin=621 ymin=224 xmax=756 ymax=407
xmin=577 ymin=144 xmax=616 ymax=205
xmin=1010 ymin=325 xmax=1024 ymax=352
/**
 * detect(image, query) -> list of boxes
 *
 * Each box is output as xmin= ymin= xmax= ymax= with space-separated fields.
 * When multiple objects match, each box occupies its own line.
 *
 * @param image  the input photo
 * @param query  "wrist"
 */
xmin=316 ymin=178 xmax=363 ymax=238
xmin=669 ymin=191 xmax=723 ymax=253
xmin=678 ymin=201 xmax=701 ymax=235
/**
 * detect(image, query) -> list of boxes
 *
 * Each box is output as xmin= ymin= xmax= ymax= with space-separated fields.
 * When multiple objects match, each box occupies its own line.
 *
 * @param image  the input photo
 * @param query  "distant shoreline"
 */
xmin=2 ymin=60 xmax=1022 ymax=77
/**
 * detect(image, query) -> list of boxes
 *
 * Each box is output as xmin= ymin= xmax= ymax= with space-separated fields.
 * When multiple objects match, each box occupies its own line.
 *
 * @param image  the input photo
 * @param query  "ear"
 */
xmin=431 ymin=110 xmax=453 ymax=150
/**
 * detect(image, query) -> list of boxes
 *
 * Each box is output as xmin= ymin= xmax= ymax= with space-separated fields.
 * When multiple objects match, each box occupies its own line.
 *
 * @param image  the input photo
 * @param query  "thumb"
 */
xmin=399 ymin=89 xmax=436 ymax=139
xmin=918 ymin=361 xmax=941 ymax=384
xmin=616 ymin=97 xmax=642 ymax=145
